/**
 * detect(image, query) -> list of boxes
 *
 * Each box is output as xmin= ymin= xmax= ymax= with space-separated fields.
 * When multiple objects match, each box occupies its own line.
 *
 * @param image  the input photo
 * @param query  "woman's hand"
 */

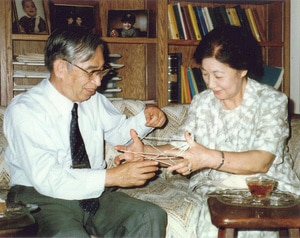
xmin=114 ymin=129 xmax=144 ymax=165
xmin=164 ymin=131 xmax=212 ymax=175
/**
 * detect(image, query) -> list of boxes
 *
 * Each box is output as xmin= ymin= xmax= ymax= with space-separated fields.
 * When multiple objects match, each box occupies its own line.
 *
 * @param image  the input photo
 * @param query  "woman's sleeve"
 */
xmin=253 ymin=92 xmax=289 ymax=164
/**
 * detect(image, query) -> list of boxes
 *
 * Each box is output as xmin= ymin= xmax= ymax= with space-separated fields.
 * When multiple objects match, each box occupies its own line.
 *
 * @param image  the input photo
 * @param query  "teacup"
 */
xmin=246 ymin=175 xmax=276 ymax=201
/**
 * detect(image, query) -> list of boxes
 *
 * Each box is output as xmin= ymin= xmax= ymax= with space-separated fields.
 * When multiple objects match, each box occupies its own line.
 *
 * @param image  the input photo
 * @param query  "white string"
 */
xmin=119 ymin=134 xmax=191 ymax=166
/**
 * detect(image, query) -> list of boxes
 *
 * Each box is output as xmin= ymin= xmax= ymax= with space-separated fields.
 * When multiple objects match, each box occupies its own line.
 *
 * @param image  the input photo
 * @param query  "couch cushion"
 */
xmin=0 ymin=106 xmax=10 ymax=189
xmin=289 ymin=118 xmax=300 ymax=178
xmin=118 ymin=175 xmax=201 ymax=237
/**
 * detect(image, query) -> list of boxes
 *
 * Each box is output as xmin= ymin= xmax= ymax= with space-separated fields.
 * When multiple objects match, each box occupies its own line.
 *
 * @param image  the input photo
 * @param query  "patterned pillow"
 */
xmin=289 ymin=118 xmax=300 ymax=179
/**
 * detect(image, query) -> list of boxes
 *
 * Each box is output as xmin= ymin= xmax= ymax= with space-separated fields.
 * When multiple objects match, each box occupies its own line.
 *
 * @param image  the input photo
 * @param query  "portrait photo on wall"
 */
xmin=107 ymin=10 xmax=149 ymax=38
xmin=49 ymin=0 xmax=100 ymax=33
xmin=12 ymin=0 xmax=49 ymax=34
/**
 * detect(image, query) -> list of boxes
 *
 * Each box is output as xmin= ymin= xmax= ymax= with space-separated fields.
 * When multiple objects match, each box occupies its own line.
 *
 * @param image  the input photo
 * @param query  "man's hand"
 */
xmin=106 ymin=160 xmax=159 ymax=187
xmin=144 ymin=105 xmax=166 ymax=128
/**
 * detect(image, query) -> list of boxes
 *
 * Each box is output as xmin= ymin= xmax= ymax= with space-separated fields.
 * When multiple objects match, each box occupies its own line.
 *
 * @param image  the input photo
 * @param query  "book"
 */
xmin=188 ymin=4 xmax=202 ymax=40
xmin=167 ymin=4 xmax=180 ymax=39
xmin=225 ymin=8 xmax=234 ymax=25
xmin=251 ymin=8 xmax=267 ymax=42
xmin=234 ymin=5 xmax=252 ymax=35
xmin=227 ymin=7 xmax=241 ymax=26
xmin=208 ymin=7 xmax=219 ymax=29
xmin=180 ymin=6 xmax=191 ymax=40
xmin=192 ymin=67 xmax=207 ymax=93
xmin=187 ymin=67 xmax=199 ymax=98
xmin=176 ymin=2 xmax=188 ymax=40
xmin=195 ymin=6 xmax=208 ymax=36
xmin=182 ymin=65 xmax=192 ymax=103
xmin=182 ymin=6 xmax=196 ymax=40
xmin=260 ymin=65 xmax=284 ymax=89
xmin=202 ymin=7 xmax=214 ymax=32
xmin=168 ymin=53 xmax=182 ymax=103
xmin=176 ymin=53 xmax=182 ymax=102
xmin=180 ymin=65 xmax=187 ymax=103
xmin=245 ymin=8 xmax=261 ymax=42
xmin=173 ymin=3 xmax=185 ymax=39
xmin=214 ymin=5 xmax=230 ymax=26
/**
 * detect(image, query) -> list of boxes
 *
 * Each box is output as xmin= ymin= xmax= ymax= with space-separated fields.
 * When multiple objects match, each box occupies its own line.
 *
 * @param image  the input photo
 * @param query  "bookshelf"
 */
xmin=0 ymin=0 xmax=290 ymax=108
xmin=163 ymin=0 xmax=290 ymax=107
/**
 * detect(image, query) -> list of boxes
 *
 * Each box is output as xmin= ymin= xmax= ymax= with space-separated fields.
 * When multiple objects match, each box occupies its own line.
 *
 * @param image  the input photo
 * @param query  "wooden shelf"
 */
xmin=168 ymin=40 xmax=284 ymax=47
xmin=102 ymin=37 xmax=156 ymax=44
xmin=0 ymin=0 xmax=291 ymax=108
xmin=12 ymin=34 xmax=49 ymax=41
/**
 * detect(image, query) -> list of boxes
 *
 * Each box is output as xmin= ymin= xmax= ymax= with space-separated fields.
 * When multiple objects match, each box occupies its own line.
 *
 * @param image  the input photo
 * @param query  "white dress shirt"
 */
xmin=4 ymin=78 xmax=152 ymax=200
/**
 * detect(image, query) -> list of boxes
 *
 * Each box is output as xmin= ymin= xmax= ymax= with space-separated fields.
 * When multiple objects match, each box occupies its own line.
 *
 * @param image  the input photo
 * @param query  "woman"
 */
xmin=116 ymin=25 xmax=300 ymax=237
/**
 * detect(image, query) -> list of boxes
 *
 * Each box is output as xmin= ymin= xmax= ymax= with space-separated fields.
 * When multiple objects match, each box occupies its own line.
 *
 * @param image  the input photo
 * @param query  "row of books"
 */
xmin=168 ymin=53 xmax=284 ymax=104
xmin=168 ymin=3 xmax=266 ymax=42
xmin=168 ymin=53 xmax=206 ymax=104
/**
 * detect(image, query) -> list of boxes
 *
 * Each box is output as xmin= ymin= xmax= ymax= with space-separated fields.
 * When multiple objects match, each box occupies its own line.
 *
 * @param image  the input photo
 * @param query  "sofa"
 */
xmin=0 ymin=100 xmax=300 ymax=237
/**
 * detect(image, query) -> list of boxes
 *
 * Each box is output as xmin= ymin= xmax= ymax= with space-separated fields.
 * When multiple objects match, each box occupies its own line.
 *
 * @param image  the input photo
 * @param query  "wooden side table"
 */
xmin=208 ymin=196 xmax=300 ymax=238
xmin=0 ymin=212 xmax=37 ymax=237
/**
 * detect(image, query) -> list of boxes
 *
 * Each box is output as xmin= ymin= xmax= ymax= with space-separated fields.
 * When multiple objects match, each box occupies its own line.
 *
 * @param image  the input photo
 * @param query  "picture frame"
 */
xmin=12 ymin=0 xmax=50 ymax=34
xmin=49 ymin=0 xmax=100 ymax=34
xmin=107 ymin=10 xmax=149 ymax=38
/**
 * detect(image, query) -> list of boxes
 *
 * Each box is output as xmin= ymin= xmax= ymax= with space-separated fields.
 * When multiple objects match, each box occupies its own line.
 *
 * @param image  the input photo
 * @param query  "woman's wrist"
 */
xmin=215 ymin=151 xmax=225 ymax=170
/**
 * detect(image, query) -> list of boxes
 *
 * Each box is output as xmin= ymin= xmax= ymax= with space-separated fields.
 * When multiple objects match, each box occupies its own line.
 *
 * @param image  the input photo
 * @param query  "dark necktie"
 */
xmin=70 ymin=103 xmax=99 ymax=215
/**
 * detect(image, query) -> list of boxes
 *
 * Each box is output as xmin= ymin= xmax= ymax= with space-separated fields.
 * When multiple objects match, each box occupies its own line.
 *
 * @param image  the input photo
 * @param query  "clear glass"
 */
xmin=246 ymin=175 xmax=276 ymax=203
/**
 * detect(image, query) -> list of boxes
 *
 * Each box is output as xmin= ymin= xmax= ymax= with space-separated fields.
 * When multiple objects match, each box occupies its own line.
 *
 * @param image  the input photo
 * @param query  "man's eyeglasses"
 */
xmin=64 ymin=60 xmax=112 ymax=80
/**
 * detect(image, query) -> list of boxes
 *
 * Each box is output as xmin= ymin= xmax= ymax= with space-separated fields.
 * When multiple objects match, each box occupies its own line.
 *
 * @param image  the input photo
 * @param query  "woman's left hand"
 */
xmin=165 ymin=131 xmax=210 ymax=175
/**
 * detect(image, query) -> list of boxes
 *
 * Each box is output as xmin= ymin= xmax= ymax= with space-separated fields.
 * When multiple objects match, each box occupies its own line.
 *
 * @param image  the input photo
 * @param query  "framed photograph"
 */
xmin=49 ymin=0 xmax=100 ymax=33
xmin=12 ymin=0 xmax=50 ymax=34
xmin=107 ymin=10 xmax=149 ymax=38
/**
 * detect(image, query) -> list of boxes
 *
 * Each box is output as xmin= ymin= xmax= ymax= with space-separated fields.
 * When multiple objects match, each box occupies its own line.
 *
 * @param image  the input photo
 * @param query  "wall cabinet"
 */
xmin=0 ymin=0 xmax=290 ymax=108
